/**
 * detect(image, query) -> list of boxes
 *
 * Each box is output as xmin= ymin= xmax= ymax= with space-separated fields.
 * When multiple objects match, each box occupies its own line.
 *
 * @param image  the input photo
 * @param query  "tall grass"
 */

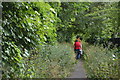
xmin=18 ymin=43 xmax=76 ymax=78
xmin=83 ymin=42 xmax=119 ymax=79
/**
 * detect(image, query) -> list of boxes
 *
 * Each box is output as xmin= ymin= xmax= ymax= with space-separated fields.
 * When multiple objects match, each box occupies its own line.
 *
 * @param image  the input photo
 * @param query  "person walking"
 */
xmin=74 ymin=36 xmax=82 ymax=59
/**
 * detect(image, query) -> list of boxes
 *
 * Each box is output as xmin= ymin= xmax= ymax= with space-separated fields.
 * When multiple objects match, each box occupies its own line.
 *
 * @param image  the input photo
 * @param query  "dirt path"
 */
xmin=68 ymin=60 xmax=87 ymax=78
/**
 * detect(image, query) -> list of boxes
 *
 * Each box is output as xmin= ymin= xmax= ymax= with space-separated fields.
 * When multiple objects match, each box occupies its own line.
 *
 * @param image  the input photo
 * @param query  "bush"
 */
xmin=14 ymin=43 xmax=76 ymax=78
xmin=2 ymin=2 xmax=58 ymax=78
xmin=83 ymin=43 xmax=119 ymax=79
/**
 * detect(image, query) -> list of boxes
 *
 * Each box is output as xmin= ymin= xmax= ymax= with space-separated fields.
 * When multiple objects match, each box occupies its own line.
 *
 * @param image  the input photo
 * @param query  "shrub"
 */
xmin=83 ymin=43 xmax=119 ymax=79
xmin=16 ymin=43 xmax=76 ymax=78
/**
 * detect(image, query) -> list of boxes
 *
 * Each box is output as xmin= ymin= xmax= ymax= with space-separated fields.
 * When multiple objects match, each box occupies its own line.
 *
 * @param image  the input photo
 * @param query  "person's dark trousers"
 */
xmin=74 ymin=49 xmax=81 ymax=59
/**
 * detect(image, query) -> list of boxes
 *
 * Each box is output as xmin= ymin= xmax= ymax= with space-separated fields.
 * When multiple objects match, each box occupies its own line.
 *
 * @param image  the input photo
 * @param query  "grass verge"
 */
xmin=82 ymin=42 xmax=119 ymax=79
xmin=19 ymin=43 xmax=77 ymax=78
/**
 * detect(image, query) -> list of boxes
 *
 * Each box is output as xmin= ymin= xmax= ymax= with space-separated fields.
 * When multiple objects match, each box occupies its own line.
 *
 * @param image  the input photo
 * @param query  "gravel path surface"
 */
xmin=68 ymin=60 xmax=87 ymax=78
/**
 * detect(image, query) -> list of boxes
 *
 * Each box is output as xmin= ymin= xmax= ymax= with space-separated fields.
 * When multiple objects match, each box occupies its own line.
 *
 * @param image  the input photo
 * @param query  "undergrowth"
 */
xmin=17 ymin=43 xmax=76 ymax=78
xmin=83 ymin=42 xmax=119 ymax=79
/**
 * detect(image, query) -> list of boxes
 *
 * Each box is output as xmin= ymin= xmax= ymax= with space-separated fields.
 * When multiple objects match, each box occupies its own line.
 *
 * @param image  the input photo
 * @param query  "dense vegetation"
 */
xmin=83 ymin=42 xmax=119 ymax=78
xmin=1 ymin=1 xmax=120 ymax=78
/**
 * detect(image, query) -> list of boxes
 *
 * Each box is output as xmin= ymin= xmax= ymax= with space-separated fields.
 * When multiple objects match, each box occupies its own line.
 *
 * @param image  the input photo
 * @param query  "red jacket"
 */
xmin=74 ymin=41 xmax=82 ymax=49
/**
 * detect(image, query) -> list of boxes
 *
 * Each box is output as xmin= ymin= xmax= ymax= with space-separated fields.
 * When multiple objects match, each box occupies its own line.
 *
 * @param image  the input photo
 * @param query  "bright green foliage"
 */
xmin=2 ymin=2 xmax=58 ymax=78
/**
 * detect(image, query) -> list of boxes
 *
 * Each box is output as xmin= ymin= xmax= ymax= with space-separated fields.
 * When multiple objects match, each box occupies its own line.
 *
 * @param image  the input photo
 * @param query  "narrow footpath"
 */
xmin=68 ymin=60 xmax=87 ymax=78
